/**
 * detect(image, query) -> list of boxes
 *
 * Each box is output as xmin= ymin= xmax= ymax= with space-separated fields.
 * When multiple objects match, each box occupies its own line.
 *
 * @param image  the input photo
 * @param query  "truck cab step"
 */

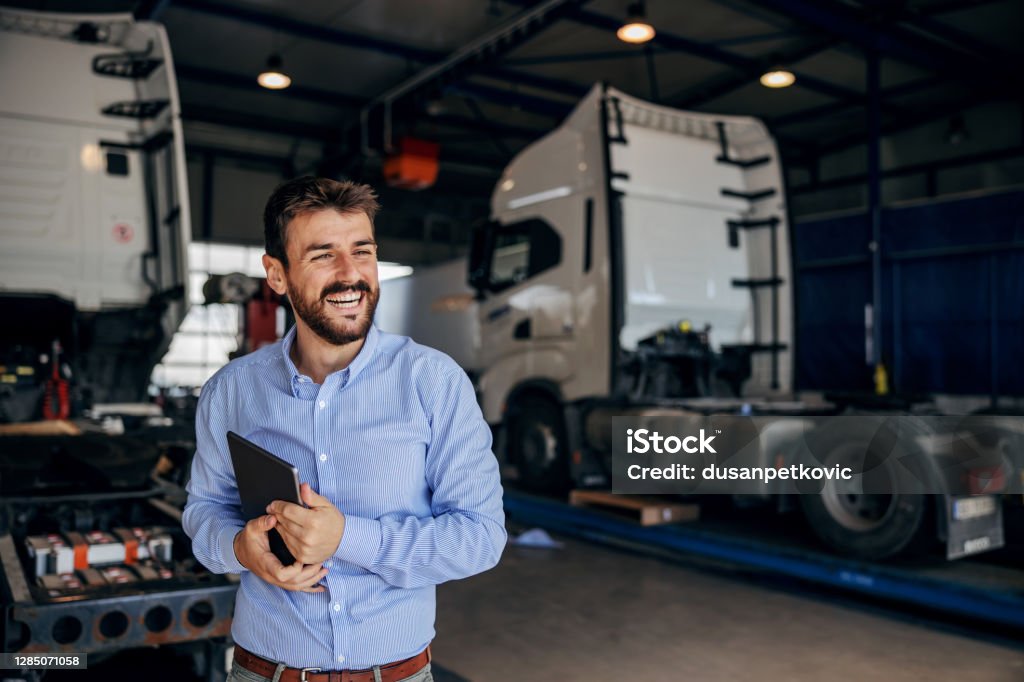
xmin=101 ymin=99 xmax=169 ymax=119
xmin=721 ymin=187 xmax=777 ymax=202
xmin=731 ymin=278 xmax=784 ymax=288
xmin=92 ymin=54 xmax=163 ymax=79
xmin=715 ymin=154 xmax=771 ymax=169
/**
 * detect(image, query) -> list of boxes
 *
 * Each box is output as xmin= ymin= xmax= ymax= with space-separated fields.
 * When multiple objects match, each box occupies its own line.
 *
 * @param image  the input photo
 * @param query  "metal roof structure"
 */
xmin=6 ymin=0 xmax=1024 ymax=237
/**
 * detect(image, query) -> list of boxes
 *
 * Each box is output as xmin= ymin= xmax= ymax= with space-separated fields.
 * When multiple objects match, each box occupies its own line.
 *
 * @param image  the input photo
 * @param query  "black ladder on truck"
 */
xmin=716 ymin=122 xmax=786 ymax=391
xmin=95 ymin=48 xmax=183 ymax=304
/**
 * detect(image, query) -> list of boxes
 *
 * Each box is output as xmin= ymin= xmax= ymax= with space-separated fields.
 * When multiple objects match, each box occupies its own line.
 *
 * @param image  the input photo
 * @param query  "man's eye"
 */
xmin=312 ymin=253 xmax=331 ymax=261
xmin=355 ymin=250 xmax=373 ymax=256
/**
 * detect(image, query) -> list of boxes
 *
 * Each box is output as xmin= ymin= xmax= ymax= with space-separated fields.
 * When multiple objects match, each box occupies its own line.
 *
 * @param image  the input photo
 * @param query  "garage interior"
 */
xmin=1 ymin=0 xmax=1023 ymax=680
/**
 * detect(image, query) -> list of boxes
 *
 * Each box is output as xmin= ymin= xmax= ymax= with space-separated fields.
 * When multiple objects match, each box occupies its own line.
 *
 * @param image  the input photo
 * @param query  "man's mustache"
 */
xmin=320 ymin=280 xmax=373 ymax=299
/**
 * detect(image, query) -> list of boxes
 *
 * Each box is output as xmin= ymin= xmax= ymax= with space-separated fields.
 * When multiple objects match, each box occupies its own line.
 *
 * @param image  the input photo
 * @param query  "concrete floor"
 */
xmin=433 ymin=531 xmax=1024 ymax=682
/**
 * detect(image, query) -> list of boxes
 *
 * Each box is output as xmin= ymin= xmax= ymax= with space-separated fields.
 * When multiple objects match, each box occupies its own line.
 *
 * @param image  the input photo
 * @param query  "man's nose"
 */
xmin=331 ymin=254 xmax=361 ymax=281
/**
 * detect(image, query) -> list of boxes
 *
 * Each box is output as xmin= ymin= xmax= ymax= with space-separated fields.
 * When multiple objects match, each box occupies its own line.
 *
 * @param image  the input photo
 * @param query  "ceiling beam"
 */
xmin=134 ymin=0 xmax=172 ymax=20
xmin=879 ymin=3 xmax=1011 ymax=65
xmin=175 ymin=64 xmax=552 ymax=140
xmin=539 ymin=3 xmax=866 ymax=103
xmin=504 ymin=47 xmax=665 ymax=67
xmin=186 ymin=142 xmax=295 ymax=173
xmin=182 ymin=103 xmax=336 ymax=140
xmin=176 ymin=0 xmax=437 ymax=61
xmin=175 ymin=64 xmax=363 ymax=108
xmin=361 ymin=0 xmax=592 ymax=152
xmin=769 ymin=75 xmax=942 ymax=128
xmin=740 ymin=0 xmax=1024 ymax=93
xmin=815 ymin=91 xmax=998 ymax=157
xmin=917 ymin=0 xmax=1010 ymax=17
xmin=447 ymin=82 xmax=572 ymax=119
xmin=669 ymin=35 xmax=841 ymax=109
xmin=174 ymin=0 xmax=587 ymax=100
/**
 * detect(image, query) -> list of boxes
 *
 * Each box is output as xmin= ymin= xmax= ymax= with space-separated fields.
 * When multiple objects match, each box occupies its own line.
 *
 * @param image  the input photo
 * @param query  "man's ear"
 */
xmin=263 ymin=253 xmax=288 ymax=296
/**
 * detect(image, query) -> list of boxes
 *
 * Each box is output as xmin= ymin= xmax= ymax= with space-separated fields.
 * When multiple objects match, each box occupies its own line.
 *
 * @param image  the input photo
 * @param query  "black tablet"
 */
xmin=226 ymin=431 xmax=301 ymax=566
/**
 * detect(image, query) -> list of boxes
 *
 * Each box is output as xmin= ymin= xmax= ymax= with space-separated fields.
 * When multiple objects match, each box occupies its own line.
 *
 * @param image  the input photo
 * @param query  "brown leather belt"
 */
xmin=234 ymin=645 xmax=431 ymax=682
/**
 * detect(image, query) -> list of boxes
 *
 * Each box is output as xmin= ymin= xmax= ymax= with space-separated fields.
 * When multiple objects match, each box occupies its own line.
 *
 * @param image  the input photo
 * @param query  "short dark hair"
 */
xmin=263 ymin=176 xmax=380 ymax=266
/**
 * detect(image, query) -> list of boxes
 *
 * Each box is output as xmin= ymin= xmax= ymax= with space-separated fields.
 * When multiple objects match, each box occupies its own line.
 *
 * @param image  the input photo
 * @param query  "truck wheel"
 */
xmin=508 ymin=397 xmax=570 ymax=495
xmin=798 ymin=425 xmax=933 ymax=560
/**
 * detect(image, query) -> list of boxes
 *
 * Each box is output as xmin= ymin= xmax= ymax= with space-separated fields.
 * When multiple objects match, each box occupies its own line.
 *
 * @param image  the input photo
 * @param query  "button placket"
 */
xmin=314 ymin=377 xmax=346 ymax=669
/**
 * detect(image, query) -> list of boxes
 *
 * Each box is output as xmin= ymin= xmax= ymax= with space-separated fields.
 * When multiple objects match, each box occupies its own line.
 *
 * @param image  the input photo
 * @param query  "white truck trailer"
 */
xmin=0 ymin=10 xmax=239 ymax=678
xmin=0 ymin=7 xmax=191 ymax=419
xmin=380 ymin=84 xmax=1016 ymax=561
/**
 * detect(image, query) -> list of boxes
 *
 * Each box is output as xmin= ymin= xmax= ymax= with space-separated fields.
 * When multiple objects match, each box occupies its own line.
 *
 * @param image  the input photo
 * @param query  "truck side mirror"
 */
xmin=468 ymin=221 xmax=497 ymax=297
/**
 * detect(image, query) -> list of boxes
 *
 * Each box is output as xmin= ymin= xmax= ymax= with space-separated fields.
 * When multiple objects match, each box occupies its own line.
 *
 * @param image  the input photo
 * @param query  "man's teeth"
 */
xmin=326 ymin=293 xmax=362 ymax=308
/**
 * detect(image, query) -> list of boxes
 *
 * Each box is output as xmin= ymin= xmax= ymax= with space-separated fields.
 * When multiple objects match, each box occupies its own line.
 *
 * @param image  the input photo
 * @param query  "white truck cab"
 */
xmin=469 ymin=84 xmax=793 ymax=485
xmin=461 ymin=85 xmax=1014 ymax=562
xmin=0 ymin=8 xmax=191 ymax=417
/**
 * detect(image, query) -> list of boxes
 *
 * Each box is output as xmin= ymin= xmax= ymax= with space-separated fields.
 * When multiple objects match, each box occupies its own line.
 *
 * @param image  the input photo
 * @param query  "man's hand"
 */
xmin=267 ymin=483 xmax=346 ymax=566
xmin=233 ymin=515 xmax=327 ymax=592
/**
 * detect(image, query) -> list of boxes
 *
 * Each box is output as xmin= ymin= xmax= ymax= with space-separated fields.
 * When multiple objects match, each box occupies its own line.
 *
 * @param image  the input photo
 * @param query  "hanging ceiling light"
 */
xmin=257 ymin=54 xmax=291 ymax=90
xmin=759 ymin=68 xmax=796 ymax=88
xmin=617 ymin=1 xmax=655 ymax=44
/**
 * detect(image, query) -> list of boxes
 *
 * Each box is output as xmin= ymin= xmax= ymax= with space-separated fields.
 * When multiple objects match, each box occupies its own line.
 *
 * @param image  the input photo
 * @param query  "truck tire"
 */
xmin=798 ymin=420 xmax=933 ymax=560
xmin=508 ymin=396 xmax=570 ymax=495
xmin=799 ymin=485 xmax=931 ymax=560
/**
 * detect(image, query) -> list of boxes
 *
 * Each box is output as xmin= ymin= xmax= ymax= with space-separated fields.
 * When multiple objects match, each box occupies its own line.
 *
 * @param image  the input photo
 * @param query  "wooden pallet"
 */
xmin=568 ymin=490 xmax=699 ymax=526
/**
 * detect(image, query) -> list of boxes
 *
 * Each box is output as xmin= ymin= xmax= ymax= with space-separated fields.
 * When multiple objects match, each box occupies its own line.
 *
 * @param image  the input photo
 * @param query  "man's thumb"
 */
xmin=300 ymin=482 xmax=325 ymax=507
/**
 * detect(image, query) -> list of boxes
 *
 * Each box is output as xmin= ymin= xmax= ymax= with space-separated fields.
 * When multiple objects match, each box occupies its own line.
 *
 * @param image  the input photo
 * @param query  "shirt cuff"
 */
xmin=334 ymin=515 xmax=382 ymax=571
xmin=218 ymin=523 xmax=247 ymax=574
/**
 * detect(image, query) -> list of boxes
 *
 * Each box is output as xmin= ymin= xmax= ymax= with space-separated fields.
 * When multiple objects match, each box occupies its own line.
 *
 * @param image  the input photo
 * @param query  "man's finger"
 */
xmin=281 ymin=564 xmax=325 ymax=589
xmin=248 ymin=514 xmax=276 ymax=532
xmin=258 ymin=547 xmax=285 ymax=575
xmin=244 ymin=518 xmax=274 ymax=552
xmin=300 ymin=482 xmax=331 ymax=508
xmin=303 ymin=563 xmax=326 ymax=581
xmin=271 ymin=512 xmax=310 ymax=537
xmin=267 ymin=501 xmax=313 ymax=526
xmin=294 ymin=564 xmax=327 ymax=585
xmin=273 ymin=520 xmax=308 ymax=560
xmin=269 ymin=555 xmax=308 ymax=582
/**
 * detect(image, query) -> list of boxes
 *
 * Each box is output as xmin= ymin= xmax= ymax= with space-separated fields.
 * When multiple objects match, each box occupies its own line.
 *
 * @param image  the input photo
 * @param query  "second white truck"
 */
xmin=378 ymin=84 xmax=1015 ymax=561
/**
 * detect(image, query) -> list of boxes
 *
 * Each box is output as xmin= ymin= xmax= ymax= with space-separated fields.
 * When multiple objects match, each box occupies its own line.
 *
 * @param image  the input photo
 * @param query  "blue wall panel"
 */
xmin=793 ymin=190 xmax=1024 ymax=397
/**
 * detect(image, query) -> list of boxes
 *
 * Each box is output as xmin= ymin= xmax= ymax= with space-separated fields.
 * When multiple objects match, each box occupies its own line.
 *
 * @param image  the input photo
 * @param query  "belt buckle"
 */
xmin=300 ymin=667 xmax=322 ymax=682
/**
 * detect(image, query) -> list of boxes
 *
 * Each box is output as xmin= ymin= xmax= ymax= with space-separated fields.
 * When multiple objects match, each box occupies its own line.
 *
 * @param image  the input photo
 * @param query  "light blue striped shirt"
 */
xmin=183 ymin=324 xmax=506 ymax=669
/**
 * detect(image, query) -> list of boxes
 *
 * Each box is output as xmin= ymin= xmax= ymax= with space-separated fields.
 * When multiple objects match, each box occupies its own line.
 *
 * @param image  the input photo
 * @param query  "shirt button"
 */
xmin=319 ymin=453 xmax=328 ymax=462
xmin=337 ymin=655 xmax=345 ymax=664
xmin=318 ymin=400 xmax=326 ymax=409
xmin=325 ymin=560 xmax=332 ymax=568
xmin=333 ymin=602 xmax=341 ymax=612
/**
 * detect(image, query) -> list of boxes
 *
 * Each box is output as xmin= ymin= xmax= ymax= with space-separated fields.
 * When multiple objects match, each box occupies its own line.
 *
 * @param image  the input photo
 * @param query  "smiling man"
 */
xmin=183 ymin=176 xmax=506 ymax=682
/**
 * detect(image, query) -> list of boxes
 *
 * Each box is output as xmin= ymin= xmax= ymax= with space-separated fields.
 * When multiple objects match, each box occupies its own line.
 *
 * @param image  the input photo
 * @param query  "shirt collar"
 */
xmin=280 ymin=323 xmax=380 ymax=387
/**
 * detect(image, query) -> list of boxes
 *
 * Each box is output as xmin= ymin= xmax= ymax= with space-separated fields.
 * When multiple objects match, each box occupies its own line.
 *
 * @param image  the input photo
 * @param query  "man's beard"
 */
xmin=287 ymin=277 xmax=379 ymax=346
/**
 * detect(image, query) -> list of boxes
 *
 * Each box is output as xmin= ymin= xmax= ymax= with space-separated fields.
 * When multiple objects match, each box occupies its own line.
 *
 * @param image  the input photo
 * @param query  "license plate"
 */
xmin=952 ymin=495 xmax=997 ymax=521
xmin=947 ymin=495 xmax=1003 ymax=560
